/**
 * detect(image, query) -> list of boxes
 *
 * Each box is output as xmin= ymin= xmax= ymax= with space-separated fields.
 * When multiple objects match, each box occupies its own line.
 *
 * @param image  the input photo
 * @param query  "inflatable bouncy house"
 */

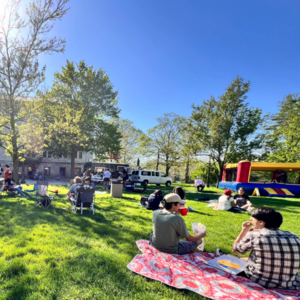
xmin=218 ymin=161 xmax=300 ymax=198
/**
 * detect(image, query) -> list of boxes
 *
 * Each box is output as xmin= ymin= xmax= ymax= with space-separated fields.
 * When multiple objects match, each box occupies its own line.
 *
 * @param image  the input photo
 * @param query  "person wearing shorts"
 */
xmin=150 ymin=193 xmax=206 ymax=255
xmin=103 ymin=169 xmax=111 ymax=189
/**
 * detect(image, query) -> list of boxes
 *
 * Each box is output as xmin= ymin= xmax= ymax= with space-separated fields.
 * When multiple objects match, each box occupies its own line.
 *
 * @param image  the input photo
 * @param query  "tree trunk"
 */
xmin=217 ymin=164 xmax=224 ymax=188
xmin=70 ymin=151 xmax=76 ymax=179
xmin=185 ymin=156 xmax=190 ymax=183
xmin=166 ymin=164 xmax=170 ymax=176
xmin=156 ymin=151 xmax=160 ymax=171
xmin=10 ymin=105 xmax=20 ymax=184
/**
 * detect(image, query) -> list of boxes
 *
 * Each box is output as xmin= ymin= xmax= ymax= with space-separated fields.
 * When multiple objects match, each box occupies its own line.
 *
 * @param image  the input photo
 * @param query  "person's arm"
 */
xmin=230 ymin=199 xmax=236 ymax=207
xmin=232 ymin=221 xmax=252 ymax=255
xmin=186 ymin=231 xmax=206 ymax=242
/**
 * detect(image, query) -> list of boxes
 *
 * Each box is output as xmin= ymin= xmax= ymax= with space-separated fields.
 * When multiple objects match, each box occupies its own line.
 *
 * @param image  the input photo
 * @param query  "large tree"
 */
xmin=265 ymin=94 xmax=300 ymax=163
xmin=111 ymin=118 xmax=143 ymax=164
xmin=0 ymin=0 xmax=69 ymax=182
xmin=191 ymin=76 xmax=265 ymax=186
xmin=139 ymin=113 xmax=184 ymax=175
xmin=40 ymin=60 xmax=121 ymax=176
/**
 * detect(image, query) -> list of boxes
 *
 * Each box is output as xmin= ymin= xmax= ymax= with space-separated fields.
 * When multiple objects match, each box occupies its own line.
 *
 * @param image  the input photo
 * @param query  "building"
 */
xmin=0 ymin=147 xmax=93 ymax=178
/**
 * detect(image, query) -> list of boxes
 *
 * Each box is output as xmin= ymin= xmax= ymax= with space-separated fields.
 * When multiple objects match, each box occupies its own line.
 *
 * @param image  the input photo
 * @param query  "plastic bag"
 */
xmin=192 ymin=223 xmax=206 ymax=251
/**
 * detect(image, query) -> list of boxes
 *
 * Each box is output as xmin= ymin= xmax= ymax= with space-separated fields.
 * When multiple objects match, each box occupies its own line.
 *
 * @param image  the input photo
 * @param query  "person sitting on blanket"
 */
xmin=149 ymin=193 xmax=206 ymax=255
xmin=233 ymin=187 xmax=253 ymax=211
xmin=194 ymin=177 xmax=205 ymax=192
xmin=233 ymin=207 xmax=300 ymax=290
xmin=5 ymin=173 xmax=27 ymax=197
xmin=173 ymin=186 xmax=186 ymax=200
xmin=215 ymin=189 xmax=243 ymax=213
xmin=146 ymin=189 xmax=163 ymax=211
xmin=67 ymin=176 xmax=82 ymax=203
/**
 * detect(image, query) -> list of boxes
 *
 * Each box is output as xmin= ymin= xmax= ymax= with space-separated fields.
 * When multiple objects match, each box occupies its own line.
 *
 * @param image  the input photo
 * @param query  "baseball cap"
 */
xmin=224 ymin=189 xmax=232 ymax=195
xmin=164 ymin=193 xmax=187 ymax=205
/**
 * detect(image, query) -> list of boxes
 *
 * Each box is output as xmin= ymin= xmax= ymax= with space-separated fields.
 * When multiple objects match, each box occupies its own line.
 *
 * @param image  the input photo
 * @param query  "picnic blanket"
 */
xmin=127 ymin=240 xmax=300 ymax=300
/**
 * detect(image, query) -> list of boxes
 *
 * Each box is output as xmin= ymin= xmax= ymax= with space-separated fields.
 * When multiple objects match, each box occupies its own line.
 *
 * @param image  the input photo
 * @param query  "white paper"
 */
xmin=207 ymin=255 xmax=248 ymax=275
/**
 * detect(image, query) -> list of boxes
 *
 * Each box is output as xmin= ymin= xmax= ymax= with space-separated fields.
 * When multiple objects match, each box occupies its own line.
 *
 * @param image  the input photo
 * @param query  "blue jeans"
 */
xmin=8 ymin=186 xmax=26 ymax=197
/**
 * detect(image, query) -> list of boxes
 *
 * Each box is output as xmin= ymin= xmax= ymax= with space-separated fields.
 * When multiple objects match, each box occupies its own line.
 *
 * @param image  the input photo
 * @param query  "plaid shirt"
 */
xmin=234 ymin=228 xmax=300 ymax=289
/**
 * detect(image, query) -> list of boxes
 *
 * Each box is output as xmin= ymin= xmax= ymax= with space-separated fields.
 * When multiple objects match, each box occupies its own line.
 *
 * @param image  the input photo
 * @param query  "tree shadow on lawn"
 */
xmin=0 ymin=198 xmax=153 ymax=246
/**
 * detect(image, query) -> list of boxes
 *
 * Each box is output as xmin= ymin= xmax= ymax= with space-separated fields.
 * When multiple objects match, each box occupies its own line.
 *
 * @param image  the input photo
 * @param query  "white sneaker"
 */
xmin=216 ymin=248 xmax=224 ymax=256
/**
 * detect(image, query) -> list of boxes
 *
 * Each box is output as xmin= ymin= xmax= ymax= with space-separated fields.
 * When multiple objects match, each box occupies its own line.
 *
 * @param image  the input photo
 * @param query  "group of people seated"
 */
xmin=149 ymin=189 xmax=300 ymax=290
xmin=4 ymin=172 xmax=27 ymax=197
xmin=67 ymin=176 xmax=95 ymax=203
xmin=215 ymin=188 xmax=253 ymax=212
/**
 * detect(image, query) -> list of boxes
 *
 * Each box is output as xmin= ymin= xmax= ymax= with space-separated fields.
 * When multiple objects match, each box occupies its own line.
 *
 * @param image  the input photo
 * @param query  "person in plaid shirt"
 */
xmin=233 ymin=207 xmax=300 ymax=289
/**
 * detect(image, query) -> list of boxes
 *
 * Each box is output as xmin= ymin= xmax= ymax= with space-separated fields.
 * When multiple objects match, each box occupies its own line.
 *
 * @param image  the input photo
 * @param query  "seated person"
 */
xmin=233 ymin=207 xmax=300 ymax=290
xmin=67 ymin=177 xmax=82 ymax=202
xmin=194 ymin=177 xmax=205 ymax=192
xmin=5 ymin=173 xmax=27 ymax=197
xmin=173 ymin=186 xmax=186 ymax=200
xmin=216 ymin=189 xmax=242 ymax=213
xmin=146 ymin=189 xmax=163 ymax=211
xmin=83 ymin=177 xmax=95 ymax=187
xmin=233 ymin=187 xmax=253 ymax=211
xmin=150 ymin=193 xmax=206 ymax=255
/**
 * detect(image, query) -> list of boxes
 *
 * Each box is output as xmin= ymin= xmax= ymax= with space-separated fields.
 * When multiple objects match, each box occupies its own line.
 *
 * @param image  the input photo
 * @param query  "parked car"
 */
xmin=131 ymin=170 xmax=172 ymax=186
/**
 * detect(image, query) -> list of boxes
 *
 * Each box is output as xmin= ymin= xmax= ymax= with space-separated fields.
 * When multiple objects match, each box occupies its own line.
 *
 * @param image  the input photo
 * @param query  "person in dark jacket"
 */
xmin=146 ymin=190 xmax=163 ymax=211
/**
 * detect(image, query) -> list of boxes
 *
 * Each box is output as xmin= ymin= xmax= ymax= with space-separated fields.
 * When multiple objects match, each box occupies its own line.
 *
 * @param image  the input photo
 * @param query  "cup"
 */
xmin=180 ymin=206 xmax=188 ymax=216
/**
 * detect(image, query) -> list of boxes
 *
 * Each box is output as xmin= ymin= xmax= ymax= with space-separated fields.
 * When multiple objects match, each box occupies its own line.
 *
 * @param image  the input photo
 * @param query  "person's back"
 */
xmin=218 ymin=194 xmax=233 ymax=210
xmin=151 ymin=209 xmax=189 ymax=254
xmin=146 ymin=192 xmax=163 ymax=211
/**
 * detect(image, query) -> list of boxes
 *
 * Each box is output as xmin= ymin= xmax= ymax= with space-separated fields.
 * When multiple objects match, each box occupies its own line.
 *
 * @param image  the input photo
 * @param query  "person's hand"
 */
xmin=242 ymin=221 xmax=253 ymax=231
xmin=199 ymin=231 xmax=207 ymax=239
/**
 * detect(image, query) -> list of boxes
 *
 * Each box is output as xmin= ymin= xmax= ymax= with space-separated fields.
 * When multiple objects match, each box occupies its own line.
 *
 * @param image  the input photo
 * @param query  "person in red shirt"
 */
xmin=4 ymin=165 xmax=10 ymax=181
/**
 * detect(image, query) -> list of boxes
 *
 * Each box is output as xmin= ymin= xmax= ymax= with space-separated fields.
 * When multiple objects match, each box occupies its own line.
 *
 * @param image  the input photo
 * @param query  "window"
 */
xmin=48 ymin=151 xmax=52 ymax=158
xmin=156 ymin=172 xmax=160 ymax=177
xmin=75 ymin=168 xmax=81 ymax=175
xmin=44 ymin=167 xmax=50 ymax=176
xmin=152 ymin=172 xmax=155 ymax=176
xmin=43 ymin=151 xmax=47 ymax=158
xmin=142 ymin=171 xmax=151 ymax=176
xmin=79 ymin=152 xmax=82 ymax=159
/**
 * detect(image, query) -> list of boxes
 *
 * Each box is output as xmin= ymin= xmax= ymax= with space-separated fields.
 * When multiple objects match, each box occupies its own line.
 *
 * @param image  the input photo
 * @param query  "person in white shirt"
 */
xmin=194 ymin=177 xmax=205 ymax=192
xmin=216 ymin=189 xmax=241 ymax=213
xmin=103 ymin=169 xmax=111 ymax=189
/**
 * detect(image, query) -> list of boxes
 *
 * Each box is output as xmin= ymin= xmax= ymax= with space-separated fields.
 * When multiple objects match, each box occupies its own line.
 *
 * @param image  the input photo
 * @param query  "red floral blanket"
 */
xmin=127 ymin=240 xmax=300 ymax=300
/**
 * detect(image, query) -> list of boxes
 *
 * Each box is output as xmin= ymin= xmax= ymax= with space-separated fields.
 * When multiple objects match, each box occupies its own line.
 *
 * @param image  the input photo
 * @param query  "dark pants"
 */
xmin=149 ymin=233 xmax=198 ymax=255
xmin=197 ymin=184 xmax=205 ymax=192
xmin=228 ymin=207 xmax=246 ymax=213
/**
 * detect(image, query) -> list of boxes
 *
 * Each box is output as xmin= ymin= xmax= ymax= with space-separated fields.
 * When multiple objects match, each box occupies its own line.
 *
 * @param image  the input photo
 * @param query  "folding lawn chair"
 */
xmin=35 ymin=181 xmax=56 ymax=209
xmin=70 ymin=185 xmax=95 ymax=214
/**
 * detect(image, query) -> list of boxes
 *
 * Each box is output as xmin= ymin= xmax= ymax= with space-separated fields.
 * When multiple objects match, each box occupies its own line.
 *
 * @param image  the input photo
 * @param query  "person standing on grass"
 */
xmin=103 ymin=168 xmax=111 ymax=189
xmin=4 ymin=165 xmax=10 ymax=181
xmin=122 ymin=168 xmax=128 ymax=188
xmin=150 ymin=193 xmax=206 ymax=255
xmin=194 ymin=177 xmax=205 ymax=192
xmin=233 ymin=207 xmax=300 ymax=290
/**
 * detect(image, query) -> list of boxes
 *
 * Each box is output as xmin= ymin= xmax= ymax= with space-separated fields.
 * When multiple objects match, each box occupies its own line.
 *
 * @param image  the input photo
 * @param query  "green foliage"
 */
xmin=139 ymin=113 xmax=184 ymax=175
xmin=0 ymin=0 xmax=69 ymax=182
xmin=265 ymin=94 xmax=300 ymax=163
xmin=40 ymin=60 xmax=121 ymax=174
xmin=191 ymin=76 xmax=266 ymax=183
xmin=190 ymin=160 xmax=218 ymax=184
xmin=111 ymin=118 xmax=143 ymax=164
xmin=0 ymin=184 xmax=299 ymax=299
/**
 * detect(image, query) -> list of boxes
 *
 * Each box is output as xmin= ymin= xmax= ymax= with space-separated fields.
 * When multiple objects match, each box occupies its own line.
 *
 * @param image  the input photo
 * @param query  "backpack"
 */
xmin=140 ymin=196 xmax=148 ymax=206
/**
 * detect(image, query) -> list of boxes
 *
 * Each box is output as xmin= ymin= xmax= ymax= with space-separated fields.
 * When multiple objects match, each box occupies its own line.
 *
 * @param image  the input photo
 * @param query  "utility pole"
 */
xmin=206 ymin=154 xmax=211 ymax=187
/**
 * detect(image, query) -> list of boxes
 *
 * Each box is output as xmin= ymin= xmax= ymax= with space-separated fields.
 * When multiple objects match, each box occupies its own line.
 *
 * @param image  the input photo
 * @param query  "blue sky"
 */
xmin=41 ymin=0 xmax=300 ymax=132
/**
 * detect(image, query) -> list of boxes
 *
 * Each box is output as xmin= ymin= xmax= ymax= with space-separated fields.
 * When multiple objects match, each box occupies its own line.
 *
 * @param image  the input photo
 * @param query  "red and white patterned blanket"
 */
xmin=127 ymin=240 xmax=300 ymax=300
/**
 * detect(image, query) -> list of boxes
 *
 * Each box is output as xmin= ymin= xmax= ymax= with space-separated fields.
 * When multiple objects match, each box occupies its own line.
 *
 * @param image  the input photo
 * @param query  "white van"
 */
xmin=131 ymin=170 xmax=172 ymax=186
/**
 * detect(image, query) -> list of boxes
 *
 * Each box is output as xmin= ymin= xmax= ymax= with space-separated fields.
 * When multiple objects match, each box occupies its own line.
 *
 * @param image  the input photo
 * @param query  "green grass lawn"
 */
xmin=0 ymin=183 xmax=299 ymax=300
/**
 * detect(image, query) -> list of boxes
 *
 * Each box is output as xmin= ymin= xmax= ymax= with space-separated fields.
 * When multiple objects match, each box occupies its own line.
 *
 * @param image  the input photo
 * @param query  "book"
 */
xmin=206 ymin=255 xmax=248 ymax=275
